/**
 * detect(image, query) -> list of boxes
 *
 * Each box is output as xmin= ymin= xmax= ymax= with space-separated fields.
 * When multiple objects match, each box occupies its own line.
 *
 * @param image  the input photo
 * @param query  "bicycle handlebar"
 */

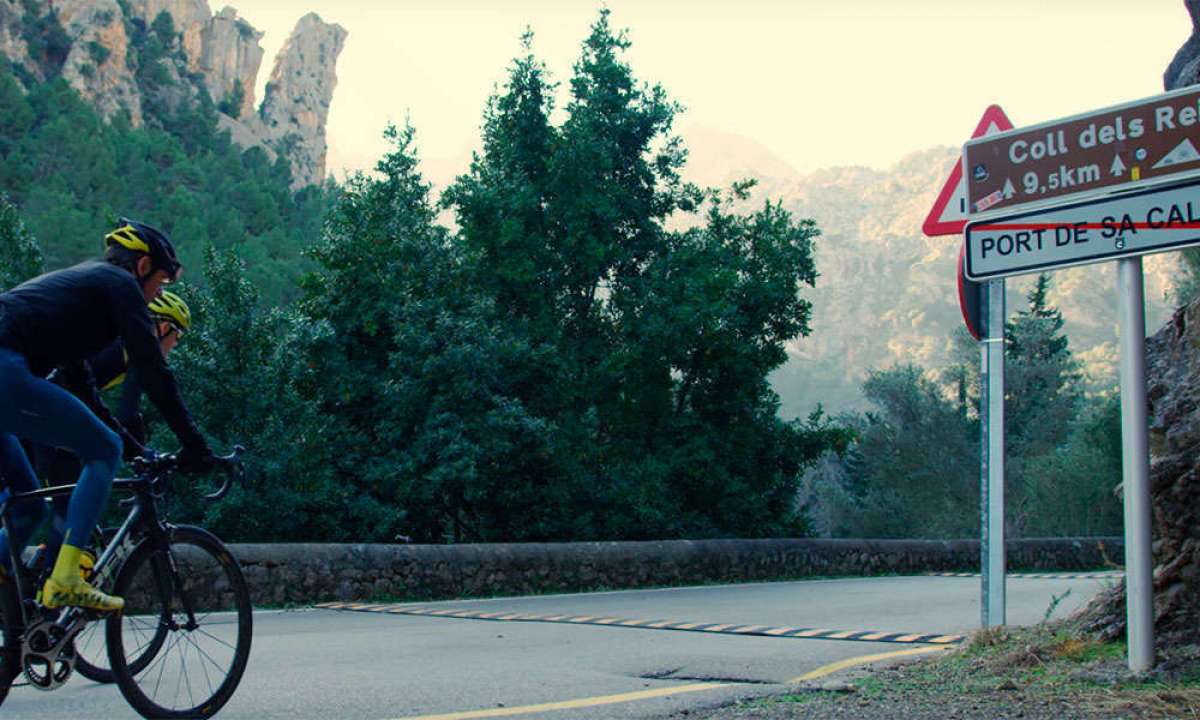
xmin=131 ymin=444 xmax=247 ymax=501
xmin=205 ymin=445 xmax=246 ymax=501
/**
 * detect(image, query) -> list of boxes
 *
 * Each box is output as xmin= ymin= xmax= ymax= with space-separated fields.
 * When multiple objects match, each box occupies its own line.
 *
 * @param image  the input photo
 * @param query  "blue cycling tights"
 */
xmin=0 ymin=347 xmax=120 ymax=569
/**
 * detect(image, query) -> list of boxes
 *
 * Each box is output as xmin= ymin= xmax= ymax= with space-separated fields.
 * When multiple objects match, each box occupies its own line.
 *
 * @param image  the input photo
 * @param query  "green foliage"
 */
xmin=19 ymin=1 xmax=70 ymax=77
xmin=829 ymin=275 xmax=1120 ymax=539
xmin=1006 ymin=274 xmax=1081 ymax=458
xmin=0 ymin=194 xmax=44 ymax=290
xmin=434 ymin=15 xmax=839 ymax=541
xmin=156 ymin=247 xmax=339 ymax=541
xmin=86 ymin=40 xmax=110 ymax=66
xmin=217 ymin=80 xmax=245 ymax=118
xmin=3 ymin=10 xmax=845 ymax=544
xmin=1173 ymin=248 xmax=1200 ymax=306
xmin=0 ymin=63 xmax=327 ymax=304
xmin=828 ymin=365 xmax=977 ymax=539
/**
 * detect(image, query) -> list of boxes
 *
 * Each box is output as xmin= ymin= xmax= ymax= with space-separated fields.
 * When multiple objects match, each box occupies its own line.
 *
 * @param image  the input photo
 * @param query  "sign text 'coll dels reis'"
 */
xmin=964 ymin=86 xmax=1200 ymax=217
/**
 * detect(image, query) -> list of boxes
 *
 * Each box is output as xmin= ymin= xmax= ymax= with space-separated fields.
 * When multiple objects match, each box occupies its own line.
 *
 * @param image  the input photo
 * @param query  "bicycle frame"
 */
xmin=0 ymin=474 xmax=167 ymax=632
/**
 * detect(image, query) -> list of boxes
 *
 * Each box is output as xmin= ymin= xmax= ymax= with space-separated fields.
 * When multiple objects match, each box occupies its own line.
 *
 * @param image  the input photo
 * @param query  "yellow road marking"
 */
xmin=387 ymin=682 xmax=728 ymax=720
xmin=859 ymin=632 xmax=890 ymax=641
xmin=705 ymin=624 xmax=734 ymax=632
xmin=893 ymin=634 xmax=922 ymax=643
xmin=619 ymin=619 xmax=647 ymax=626
xmin=765 ymin=627 xmax=795 ymax=636
xmin=593 ymin=618 xmax=620 ymax=625
xmin=673 ymin=622 xmax=703 ymax=630
xmin=387 ymin=645 xmax=959 ymax=719
xmin=825 ymin=630 xmax=858 ymax=639
xmin=788 ymin=645 xmax=954 ymax=684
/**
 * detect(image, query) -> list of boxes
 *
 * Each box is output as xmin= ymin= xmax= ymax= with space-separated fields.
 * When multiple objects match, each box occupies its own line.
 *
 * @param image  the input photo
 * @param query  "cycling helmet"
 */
xmin=104 ymin=218 xmax=182 ymax=281
xmin=148 ymin=290 xmax=191 ymax=332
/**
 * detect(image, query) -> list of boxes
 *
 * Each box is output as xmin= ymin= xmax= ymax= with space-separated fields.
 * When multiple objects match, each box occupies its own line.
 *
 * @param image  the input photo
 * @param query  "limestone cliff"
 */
xmin=1164 ymin=0 xmax=1200 ymax=89
xmin=2 ymin=1 xmax=343 ymax=187
xmin=252 ymin=13 xmax=347 ymax=187
xmin=0 ymin=0 xmax=36 ymax=79
xmin=55 ymin=0 xmax=143 ymax=127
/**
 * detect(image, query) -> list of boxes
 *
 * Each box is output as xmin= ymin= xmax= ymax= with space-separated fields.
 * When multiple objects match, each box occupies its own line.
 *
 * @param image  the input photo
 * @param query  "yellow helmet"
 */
xmin=104 ymin=218 xmax=183 ymax=281
xmin=148 ymin=290 xmax=191 ymax=332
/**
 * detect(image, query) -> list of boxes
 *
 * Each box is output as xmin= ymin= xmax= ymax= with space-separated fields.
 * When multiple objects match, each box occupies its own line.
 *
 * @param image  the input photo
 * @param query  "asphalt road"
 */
xmin=2 ymin=573 xmax=1118 ymax=719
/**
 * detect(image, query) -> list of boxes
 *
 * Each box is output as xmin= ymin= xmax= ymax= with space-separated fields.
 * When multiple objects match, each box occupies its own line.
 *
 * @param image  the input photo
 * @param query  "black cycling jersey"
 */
xmin=0 ymin=260 xmax=205 ymax=450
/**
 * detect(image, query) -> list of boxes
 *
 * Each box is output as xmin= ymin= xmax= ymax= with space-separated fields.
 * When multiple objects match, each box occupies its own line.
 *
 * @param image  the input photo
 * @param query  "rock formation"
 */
xmin=1165 ymin=0 xmax=1200 ymax=89
xmin=55 ymin=0 xmax=143 ymax=127
xmin=1079 ymin=296 xmax=1200 ymax=647
xmin=2 ymin=0 xmax=343 ymax=187
xmin=1076 ymin=0 xmax=1200 ymax=650
xmin=0 ymin=0 xmax=35 ymax=79
xmin=252 ymin=13 xmax=347 ymax=187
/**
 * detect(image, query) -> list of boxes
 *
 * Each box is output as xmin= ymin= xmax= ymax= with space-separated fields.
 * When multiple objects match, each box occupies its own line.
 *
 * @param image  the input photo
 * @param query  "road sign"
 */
xmin=964 ymin=177 xmax=1200 ymax=280
xmin=964 ymin=85 xmax=1200 ymax=218
xmin=923 ymin=105 xmax=1014 ymax=236
xmin=957 ymin=245 xmax=984 ymax=340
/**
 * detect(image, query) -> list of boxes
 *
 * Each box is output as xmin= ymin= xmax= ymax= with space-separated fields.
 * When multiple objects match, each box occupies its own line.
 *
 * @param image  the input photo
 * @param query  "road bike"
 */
xmin=0 ymin=448 xmax=252 ymax=719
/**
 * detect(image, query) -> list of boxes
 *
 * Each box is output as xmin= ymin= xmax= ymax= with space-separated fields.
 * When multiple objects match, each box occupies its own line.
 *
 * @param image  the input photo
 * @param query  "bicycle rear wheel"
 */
xmin=106 ymin=526 xmax=252 ymax=719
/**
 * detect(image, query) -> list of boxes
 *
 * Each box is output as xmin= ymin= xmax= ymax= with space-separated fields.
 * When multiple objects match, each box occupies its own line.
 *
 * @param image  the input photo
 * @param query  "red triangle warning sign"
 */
xmin=923 ymin=105 xmax=1014 ymax=237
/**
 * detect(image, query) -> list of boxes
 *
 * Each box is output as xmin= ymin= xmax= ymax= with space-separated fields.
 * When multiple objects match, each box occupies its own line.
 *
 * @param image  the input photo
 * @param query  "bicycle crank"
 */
xmin=20 ymin=619 xmax=84 ymax=691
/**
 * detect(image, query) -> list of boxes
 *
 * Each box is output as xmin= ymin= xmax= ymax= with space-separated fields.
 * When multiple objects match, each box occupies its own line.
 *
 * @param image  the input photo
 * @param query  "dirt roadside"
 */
xmin=669 ymin=625 xmax=1200 ymax=720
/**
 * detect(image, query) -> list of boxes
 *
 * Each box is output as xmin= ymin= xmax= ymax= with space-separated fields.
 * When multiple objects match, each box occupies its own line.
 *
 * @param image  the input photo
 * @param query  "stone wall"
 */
xmin=181 ymin=537 xmax=1123 ymax=607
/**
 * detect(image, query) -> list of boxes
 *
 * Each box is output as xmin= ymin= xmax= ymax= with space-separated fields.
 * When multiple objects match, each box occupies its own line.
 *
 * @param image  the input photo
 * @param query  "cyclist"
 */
xmin=0 ymin=219 xmax=213 ymax=611
xmin=37 ymin=290 xmax=193 ymax=570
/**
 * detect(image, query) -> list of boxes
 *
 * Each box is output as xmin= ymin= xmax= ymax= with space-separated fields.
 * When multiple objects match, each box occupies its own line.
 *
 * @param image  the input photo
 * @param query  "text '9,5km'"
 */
xmin=964 ymin=86 xmax=1200 ymax=218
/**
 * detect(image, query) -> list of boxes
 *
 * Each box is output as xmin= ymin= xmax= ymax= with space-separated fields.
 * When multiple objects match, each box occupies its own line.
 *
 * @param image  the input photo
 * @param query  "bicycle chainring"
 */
xmin=21 ymin=619 xmax=82 ymax=691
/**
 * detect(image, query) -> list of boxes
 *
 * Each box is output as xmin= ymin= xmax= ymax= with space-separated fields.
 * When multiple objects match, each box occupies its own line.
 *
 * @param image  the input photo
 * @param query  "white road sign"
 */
xmin=964 ymin=178 xmax=1200 ymax=280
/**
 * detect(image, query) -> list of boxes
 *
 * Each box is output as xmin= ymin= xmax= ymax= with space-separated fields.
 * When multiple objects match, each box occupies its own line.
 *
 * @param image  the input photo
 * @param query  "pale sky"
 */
xmin=230 ymin=0 xmax=1192 ymax=182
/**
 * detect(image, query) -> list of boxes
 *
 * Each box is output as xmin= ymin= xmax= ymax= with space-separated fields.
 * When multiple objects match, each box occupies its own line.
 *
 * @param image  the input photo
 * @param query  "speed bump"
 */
xmin=315 ymin=602 xmax=964 ymax=645
xmin=927 ymin=571 xmax=1122 ymax=579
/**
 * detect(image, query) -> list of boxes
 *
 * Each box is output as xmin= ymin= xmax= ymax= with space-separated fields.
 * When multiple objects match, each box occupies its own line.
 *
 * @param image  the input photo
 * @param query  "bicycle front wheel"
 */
xmin=77 ymin=528 xmax=170 ymax=684
xmin=106 ymin=526 xmax=252 ymax=719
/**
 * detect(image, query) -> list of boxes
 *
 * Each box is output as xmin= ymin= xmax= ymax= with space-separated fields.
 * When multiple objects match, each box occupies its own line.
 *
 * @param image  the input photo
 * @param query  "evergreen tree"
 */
xmin=444 ymin=14 xmax=842 ymax=539
xmin=832 ymin=365 xmax=977 ymax=539
xmin=0 ymin=59 xmax=328 ymax=305
xmin=161 ymin=247 xmax=337 ymax=541
xmin=0 ymin=194 xmax=44 ymax=290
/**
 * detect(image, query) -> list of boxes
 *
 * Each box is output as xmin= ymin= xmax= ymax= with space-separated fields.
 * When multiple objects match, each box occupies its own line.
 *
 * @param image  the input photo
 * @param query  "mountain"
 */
xmin=678 ymin=128 xmax=1176 ymax=416
xmin=0 ymin=0 xmax=345 ymax=187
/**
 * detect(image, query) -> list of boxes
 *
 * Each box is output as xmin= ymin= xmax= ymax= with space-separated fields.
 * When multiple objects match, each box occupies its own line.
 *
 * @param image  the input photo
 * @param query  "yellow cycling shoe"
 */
xmin=41 ymin=576 xmax=124 ymax=612
xmin=35 ymin=549 xmax=97 ymax=604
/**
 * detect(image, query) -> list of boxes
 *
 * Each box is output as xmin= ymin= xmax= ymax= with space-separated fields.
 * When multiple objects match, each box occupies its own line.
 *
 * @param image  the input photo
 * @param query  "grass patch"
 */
xmin=767 ymin=622 xmax=1199 ymax=718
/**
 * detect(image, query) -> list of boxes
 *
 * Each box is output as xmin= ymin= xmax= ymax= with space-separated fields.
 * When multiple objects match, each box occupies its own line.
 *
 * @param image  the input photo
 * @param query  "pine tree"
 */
xmin=0 ymin=194 xmax=44 ymax=290
xmin=1006 ymin=273 xmax=1081 ymax=458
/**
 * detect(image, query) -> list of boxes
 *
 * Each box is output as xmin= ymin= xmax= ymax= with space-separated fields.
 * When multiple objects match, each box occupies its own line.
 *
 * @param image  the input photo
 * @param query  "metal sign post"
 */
xmin=980 ymin=279 xmax=1006 ymax=627
xmin=1117 ymin=257 xmax=1155 ymax=673
xmin=950 ymin=86 xmax=1200 ymax=669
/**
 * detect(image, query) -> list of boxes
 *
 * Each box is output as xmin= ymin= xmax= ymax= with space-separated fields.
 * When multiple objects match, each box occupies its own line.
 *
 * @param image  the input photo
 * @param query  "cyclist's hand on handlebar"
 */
xmin=175 ymin=442 xmax=216 ymax=475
